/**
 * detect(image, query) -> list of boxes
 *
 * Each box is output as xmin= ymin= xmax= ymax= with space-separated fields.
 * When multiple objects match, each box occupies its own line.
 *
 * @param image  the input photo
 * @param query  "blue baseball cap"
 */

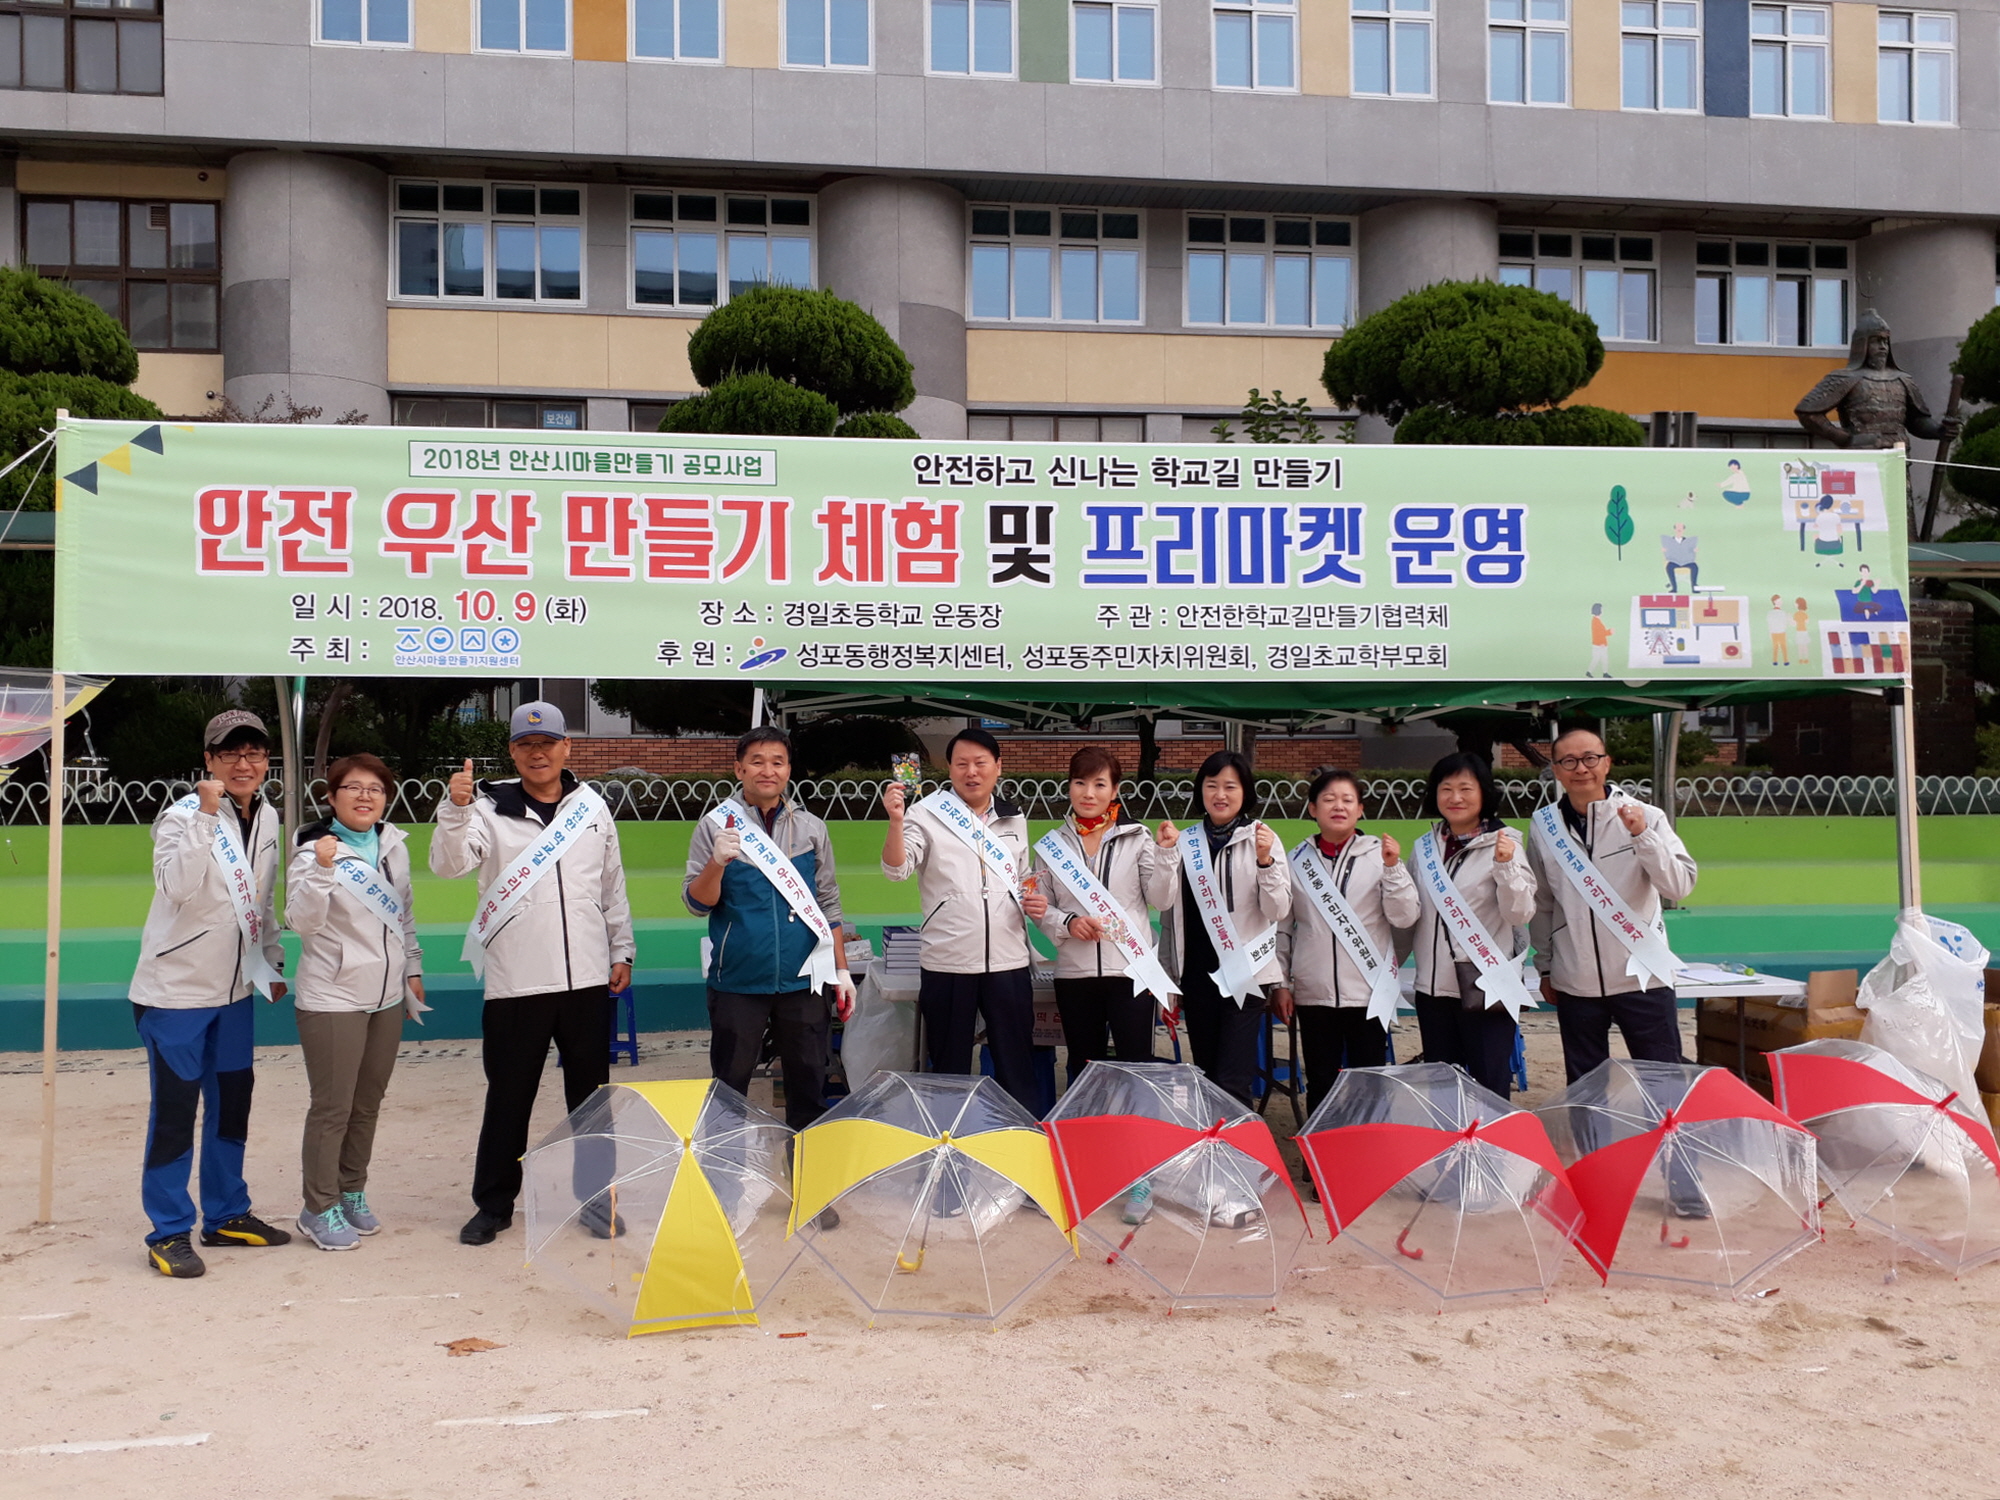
xmin=509 ymin=701 xmax=568 ymax=741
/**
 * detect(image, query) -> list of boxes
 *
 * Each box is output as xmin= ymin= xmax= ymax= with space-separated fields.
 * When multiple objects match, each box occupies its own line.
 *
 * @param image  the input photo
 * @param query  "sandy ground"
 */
xmin=3 ymin=1017 xmax=1997 ymax=1500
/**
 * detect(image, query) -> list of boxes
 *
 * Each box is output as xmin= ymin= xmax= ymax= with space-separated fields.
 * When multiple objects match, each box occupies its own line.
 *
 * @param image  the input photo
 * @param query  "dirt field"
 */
xmin=3 ymin=1019 xmax=1996 ymax=1500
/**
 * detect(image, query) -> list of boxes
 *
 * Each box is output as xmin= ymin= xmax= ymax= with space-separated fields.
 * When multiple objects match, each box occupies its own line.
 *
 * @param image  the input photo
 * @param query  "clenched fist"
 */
xmin=448 ymin=758 xmax=477 ymax=808
xmin=195 ymin=778 xmax=224 ymax=815
xmin=1618 ymin=803 xmax=1647 ymax=838
xmin=1254 ymin=822 xmax=1277 ymax=866
xmin=314 ymin=834 xmax=340 ymax=868
xmin=1494 ymin=830 xmax=1517 ymax=863
xmin=710 ymin=826 xmax=743 ymax=867
xmin=1155 ymin=820 xmax=1180 ymax=849
xmin=882 ymin=782 xmax=906 ymax=820
xmin=1381 ymin=833 xmax=1402 ymax=868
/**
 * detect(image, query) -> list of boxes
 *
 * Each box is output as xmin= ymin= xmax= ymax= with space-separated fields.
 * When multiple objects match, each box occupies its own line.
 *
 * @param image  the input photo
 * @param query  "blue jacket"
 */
xmin=682 ymin=798 xmax=844 ymax=995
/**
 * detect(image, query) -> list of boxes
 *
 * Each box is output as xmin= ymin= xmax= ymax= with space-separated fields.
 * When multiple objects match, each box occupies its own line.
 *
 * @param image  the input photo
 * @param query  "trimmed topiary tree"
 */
xmin=660 ymin=371 xmax=839 ymax=436
xmin=1322 ymin=280 xmax=1644 ymax=446
xmin=834 ymin=411 xmax=921 ymax=439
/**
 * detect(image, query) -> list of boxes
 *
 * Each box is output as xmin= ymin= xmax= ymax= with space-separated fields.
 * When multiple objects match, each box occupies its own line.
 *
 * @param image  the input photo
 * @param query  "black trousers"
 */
xmin=1296 ymin=1005 xmax=1389 ymax=1117
xmin=1412 ymin=990 xmax=1519 ymax=1100
xmin=471 ymin=985 xmax=610 ymax=1218
xmin=1554 ymin=985 xmax=1686 ymax=1084
xmin=708 ymin=986 xmax=831 ymax=1131
xmin=920 ymin=966 xmax=1037 ymax=1114
xmin=1180 ymin=964 xmax=1268 ymax=1107
xmin=1053 ymin=975 xmax=1156 ymax=1085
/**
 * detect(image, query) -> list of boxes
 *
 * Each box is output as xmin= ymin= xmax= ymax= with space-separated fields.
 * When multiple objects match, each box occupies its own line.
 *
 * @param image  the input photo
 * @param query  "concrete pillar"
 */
xmin=1356 ymin=197 xmax=1500 ymax=316
xmin=1857 ymin=219 xmax=1997 ymax=426
xmin=816 ymin=176 xmax=967 ymax=439
xmin=221 ymin=152 xmax=389 ymax=422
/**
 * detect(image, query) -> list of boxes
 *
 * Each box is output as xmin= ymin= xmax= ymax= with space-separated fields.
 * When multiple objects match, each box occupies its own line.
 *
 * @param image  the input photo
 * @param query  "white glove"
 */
xmin=831 ymin=974 xmax=856 ymax=1023
xmin=711 ymin=827 xmax=743 ymax=866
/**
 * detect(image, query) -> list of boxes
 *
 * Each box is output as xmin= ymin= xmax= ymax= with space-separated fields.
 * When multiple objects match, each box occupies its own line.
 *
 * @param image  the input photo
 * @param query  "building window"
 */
xmin=1694 ymin=239 xmax=1849 ymax=347
xmin=784 ymin=0 xmax=868 ymax=67
xmin=1498 ymin=229 xmax=1655 ymax=342
xmin=478 ymin=0 xmax=568 ymax=54
xmin=1620 ymin=0 xmax=1698 ymax=109
xmin=969 ymin=413 xmax=1147 ymax=440
xmin=317 ymin=0 xmax=411 ymax=45
xmin=969 ymin=206 xmax=1142 ymax=323
xmin=22 ymin=196 xmax=218 ymax=351
xmin=632 ymin=191 xmax=814 ymax=310
xmin=929 ymin=0 xmax=1012 ymax=75
xmin=393 ymin=397 xmax=585 ymax=429
xmin=1214 ymin=0 xmax=1295 ymax=90
xmin=1749 ymin=4 xmax=1827 ymax=117
xmin=0 ymin=0 xmax=162 ymax=94
xmin=1185 ymin=214 xmax=1353 ymax=330
xmin=392 ymin=181 xmax=584 ymax=303
xmin=1352 ymin=0 xmax=1432 ymax=97
xmin=634 ymin=0 xmax=721 ymax=59
xmin=1878 ymin=10 xmax=1952 ymax=124
xmin=1072 ymin=0 xmax=1155 ymax=84
xmin=1489 ymin=0 xmax=1567 ymax=104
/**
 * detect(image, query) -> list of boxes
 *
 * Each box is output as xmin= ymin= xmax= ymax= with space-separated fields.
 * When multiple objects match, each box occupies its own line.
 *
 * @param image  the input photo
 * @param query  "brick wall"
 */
xmin=566 ymin=737 xmax=739 ymax=776
xmin=1769 ymin=598 xmax=1976 ymax=776
xmin=563 ymin=733 xmax=1364 ymax=778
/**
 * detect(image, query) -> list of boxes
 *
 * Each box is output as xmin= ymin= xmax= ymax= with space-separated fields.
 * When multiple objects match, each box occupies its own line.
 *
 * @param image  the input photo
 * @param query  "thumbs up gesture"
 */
xmin=449 ymin=758 xmax=477 ymax=807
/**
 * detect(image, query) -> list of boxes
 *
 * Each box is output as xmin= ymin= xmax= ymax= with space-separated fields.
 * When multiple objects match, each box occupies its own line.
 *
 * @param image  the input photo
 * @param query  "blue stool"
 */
xmin=979 ymin=1043 xmax=1058 ymax=1117
xmin=1511 ymin=1026 xmax=1529 ymax=1093
xmin=608 ymin=983 xmax=639 ymax=1066
xmin=1254 ymin=1011 xmax=1305 ymax=1126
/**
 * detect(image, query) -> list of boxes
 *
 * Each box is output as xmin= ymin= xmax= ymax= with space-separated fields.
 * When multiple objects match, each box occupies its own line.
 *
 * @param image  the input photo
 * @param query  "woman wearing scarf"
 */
xmin=1035 ymin=745 xmax=1177 ymax=1085
xmin=1157 ymin=750 xmax=1291 ymax=1106
xmin=1409 ymin=752 xmax=1537 ymax=1098
xmin=1272 ymin=770 xmax=1420 ymax=1115
xmin=284 ymin=753 xmax=426 ymax=1251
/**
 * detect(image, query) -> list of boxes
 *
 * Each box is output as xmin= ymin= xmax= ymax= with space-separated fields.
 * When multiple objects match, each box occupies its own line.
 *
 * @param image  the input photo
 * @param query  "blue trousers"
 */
xmin=135 ymin=998 xmax=256 ymax=1242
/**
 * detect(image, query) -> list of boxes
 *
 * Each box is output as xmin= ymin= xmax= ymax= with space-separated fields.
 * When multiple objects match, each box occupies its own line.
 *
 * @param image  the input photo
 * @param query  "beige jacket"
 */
xmin=1409 ymin=822 xmax=1538 ymax=1000
xmin=128 ymin=795 xmax=284 ymax=1010
xmin=1277 ymin=833 xmax=1421 ymax=1007
xmin=1158 ymin=820 xmax=1293 ymax=991
xmin=882 ymin=795 xmax=1034 ymax=975
xmin=1528 ymin=789 xmax=1698 ymax=998
xmin=1033 ymin=814 xmax=1178 ymax=981
xmin=285 ymin=819 xmax=424 ymax=1014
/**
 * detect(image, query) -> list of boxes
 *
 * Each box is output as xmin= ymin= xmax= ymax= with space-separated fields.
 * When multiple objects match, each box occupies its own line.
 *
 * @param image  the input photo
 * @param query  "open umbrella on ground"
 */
xmin=1538 ymin=1059 xmax=1819 ymax=1296
xmin=522 ymin=1079 xmax=797 ymax=1336
xmin=1294 ymin=1063 xmax=1583 ymax=1306
xmin=790 ymin=1072 xmax=1074 ymax=1325
xmin=1770 ymin=1038 xmax=2000 ymax=1276
xmin=1043 ymin=1061 xmax=1310 ymax=1309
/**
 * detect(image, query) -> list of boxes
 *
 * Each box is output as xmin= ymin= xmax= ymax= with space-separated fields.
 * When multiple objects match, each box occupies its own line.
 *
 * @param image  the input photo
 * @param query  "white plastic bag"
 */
xmin=1856 ymin=913 xmax=1991 ymax=1110
xmin=840 ymin=968 xmax=917 ymax=1091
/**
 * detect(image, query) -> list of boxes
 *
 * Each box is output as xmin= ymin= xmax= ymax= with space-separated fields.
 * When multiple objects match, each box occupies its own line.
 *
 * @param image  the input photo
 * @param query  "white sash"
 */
xmin=1530 ymin=803 xmax=1681 ymax=990
xmin=174 ymin=793 xmax=282 ymax=999
xmin=1180 ymin=828 xmax=1278 ymax=1006
xmin=707 ymin=798 xmax=839 ymax=990
xmin=916 ymin=788 xmax=1023 ymax=904
xmin=1287 ymin=838 xmax=1404 ymax=1026
xmin=460 ymin=784 xmax=612 ymax=980
xmin=1412 ymin=828 xmax=1537 ymax=1020
xmin=1032 ymin=829 xmax=1180 ymax=1010
xmin=326 ymin=847 xmax=408 ymax=935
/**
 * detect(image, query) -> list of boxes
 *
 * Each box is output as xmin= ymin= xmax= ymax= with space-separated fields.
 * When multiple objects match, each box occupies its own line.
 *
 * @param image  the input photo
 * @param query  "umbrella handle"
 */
xmin=894 ymin=1248 xmax=926 ymax=1274
xmin=1395 ymin=1227 xmax=1425 ymax=1261
xmin=1659 ymin=1220 xmax=1690 ymax=1250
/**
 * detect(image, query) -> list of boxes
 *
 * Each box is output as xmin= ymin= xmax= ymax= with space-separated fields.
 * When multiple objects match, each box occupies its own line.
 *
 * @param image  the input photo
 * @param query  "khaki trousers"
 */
xmin=296 ymin=1006 xmax=403 ymax=1213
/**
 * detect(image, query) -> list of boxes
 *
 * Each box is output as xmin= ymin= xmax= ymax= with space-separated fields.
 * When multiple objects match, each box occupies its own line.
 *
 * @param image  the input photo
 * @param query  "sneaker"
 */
xmin=297 ymin=1203 xmax=361 ymax=1252
xmin=200 ymin=1213 xmax=292 ymax=1248
xmin=1122 ymin=1182 xmax=1153 ymax=1226
xmin=340 ymin=1192 xmax=382 ymax=1235
xmin=460 ymin=1210 xmax=512 ymax=1246
xmin=146 ymin=1233 xmax=206 ymax=1279
xmin=816 ymin=1206 xmax=841 ymax=1231
xmin=578 ymin=1198 xmax=626 ymax=1240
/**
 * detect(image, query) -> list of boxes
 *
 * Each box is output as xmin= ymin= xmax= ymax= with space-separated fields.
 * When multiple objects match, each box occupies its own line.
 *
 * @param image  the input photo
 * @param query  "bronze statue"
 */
xmin=1795 ymin=310 xmax=1959 ymax=449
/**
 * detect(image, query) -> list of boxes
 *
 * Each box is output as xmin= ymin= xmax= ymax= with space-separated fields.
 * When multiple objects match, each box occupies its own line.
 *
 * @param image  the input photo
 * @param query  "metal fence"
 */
xmin=7 ymin=772 xmax=2000 ymax=825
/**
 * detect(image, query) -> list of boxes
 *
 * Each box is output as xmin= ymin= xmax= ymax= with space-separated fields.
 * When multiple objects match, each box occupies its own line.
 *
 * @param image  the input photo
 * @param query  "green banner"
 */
xmin=52 ymin=419 xmax=1910 ymax=685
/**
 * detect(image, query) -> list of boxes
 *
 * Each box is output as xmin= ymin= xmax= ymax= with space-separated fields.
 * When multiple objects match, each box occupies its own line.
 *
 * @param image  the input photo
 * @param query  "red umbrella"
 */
xmin=1539 ymin=1060 xmax=1819 ymax=1293
xmin=1771 ymin=1041 xmax=2000 ymax=1172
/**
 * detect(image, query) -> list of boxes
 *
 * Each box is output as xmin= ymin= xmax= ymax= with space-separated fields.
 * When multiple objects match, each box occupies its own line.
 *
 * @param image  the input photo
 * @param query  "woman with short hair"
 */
xmin=285 ymin=753 xmax=425 ymax=1250
xmin=1408 ymin=753 xmax=1536 ymax=1099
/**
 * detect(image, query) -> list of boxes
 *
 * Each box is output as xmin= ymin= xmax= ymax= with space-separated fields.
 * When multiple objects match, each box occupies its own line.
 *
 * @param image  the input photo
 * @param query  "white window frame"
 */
xmin=1212 ymin=0 xmax=1298 ymax=93
xmin=1692 ymin=237 xmax=1851 ymax=348
xmin=1182 ymin=213 xmax=1355 ymax=331
xmin=628 ymin=189 xmax=817 ymax=313
xmin=1069 ymin=0 xmax=1159 ymax=86
xmin=1619 ymin=0 xmax=1700 ymax=111
xmin=1877 ymin=9 xmax=1954 ymax=125
xmin=1497 ymin=227 xmax=1658 ymax=343
xmin=780 ymin=0 xmax=873 ymax=70
xmin=313 ymin=0 xmax=414 ymax=48
xmin=925 ymin=0 xmax=1018 ymax=77
xmin=966 ymin=204 xmax=1147 ymax=325
xmin=1488 ymin=0 xmax=1569 ymax=105
xmin=631 ymin=0 xmax=726 ymax=63
xmin=389 ymin=179 xmax=588 ymax=306
xmin=1351 ymin=0 xmax=1435 ymax=99
xmin=1749 ymin=4 xmax=1829 ymax=118
xmin=474 ymin=0 xmax=572 ymax=55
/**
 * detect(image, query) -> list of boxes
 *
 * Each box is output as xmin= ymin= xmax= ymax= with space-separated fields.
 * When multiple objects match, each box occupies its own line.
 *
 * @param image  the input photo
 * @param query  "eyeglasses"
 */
xmin=334 ymin=783 xmax=387 ymax=797
xmin=1554 ymin=753 xmax=1609 ymax=772
xmin=210 ymin=748 xmax=269 ymax=764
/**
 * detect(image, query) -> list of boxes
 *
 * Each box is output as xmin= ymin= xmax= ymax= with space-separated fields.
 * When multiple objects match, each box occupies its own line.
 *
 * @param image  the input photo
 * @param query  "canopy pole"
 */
xmin=37 ymin=672 xmax=64 ymax=1224
xmin=1888 ymin=684 xmax=1921 ymax=912
xmin=276 ymin=674 xmax=303 ymax=854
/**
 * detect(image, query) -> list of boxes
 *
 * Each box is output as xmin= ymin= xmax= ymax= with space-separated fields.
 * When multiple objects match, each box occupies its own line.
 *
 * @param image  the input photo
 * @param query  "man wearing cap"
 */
xmin=130 ymin=709 xmax=293 ymax=1278
xmin=431 ymin=702 xmax=635 ymax=1246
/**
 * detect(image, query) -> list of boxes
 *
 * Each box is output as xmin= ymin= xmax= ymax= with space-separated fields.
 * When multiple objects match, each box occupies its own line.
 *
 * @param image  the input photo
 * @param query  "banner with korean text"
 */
xmin=52 ymin=419 xmax=1910 ymax=683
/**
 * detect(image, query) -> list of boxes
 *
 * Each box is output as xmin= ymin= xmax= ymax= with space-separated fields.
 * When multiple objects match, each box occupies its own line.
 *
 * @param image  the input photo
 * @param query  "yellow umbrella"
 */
xmin=523 ymin=1079 xmax=798 ymax=1336
xmin=791 ymin=1073 xmax=1075 ymax=1324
